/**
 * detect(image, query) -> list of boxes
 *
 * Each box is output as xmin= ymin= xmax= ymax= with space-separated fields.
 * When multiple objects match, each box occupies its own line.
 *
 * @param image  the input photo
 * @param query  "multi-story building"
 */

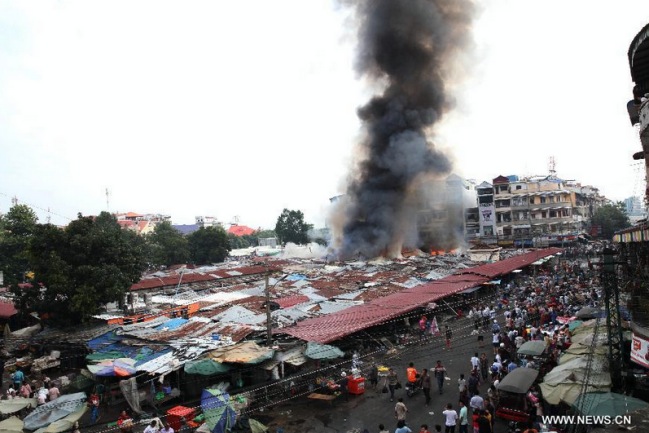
xmin=416 ymin=174 xmax=475 ymax=251
xmin=465 ymin=174 xmax=603 ymax=247
xmin=115 ymin=212 xmax=171 ymax=235
xmin=624 ymin=196 xmax=647 ymax=223
xmin=195 ymin=216 xmax=223 ymax=229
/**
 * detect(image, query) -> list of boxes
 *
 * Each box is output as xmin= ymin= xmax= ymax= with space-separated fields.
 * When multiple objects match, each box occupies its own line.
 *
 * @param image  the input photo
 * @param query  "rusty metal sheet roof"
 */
xmin=279 ymin=249 xmax=561 ymax=344
xmin=457 ymin=248 xmax=562 ymax=278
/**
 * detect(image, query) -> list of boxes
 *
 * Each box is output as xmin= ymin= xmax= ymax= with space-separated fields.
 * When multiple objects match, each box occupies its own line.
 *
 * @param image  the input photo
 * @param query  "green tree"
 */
xmin=146 ymin=221 xmax=190 ymax=267
xmin=591 ymin=202 xmax=631 ymax=239
xmin=274 ymin=209 xmax=312 ymax=245
xmin=188 ymin=226 xmax=231 ymax=264
xmin=0 ymin=204 xmax=38 ymax=285
xmin=14 ymin=212 xmax=147 ymax=325
xmin=228 ymin=232 xmax=247 ymax=249
xmin=255 ymin=229 xmax=277 ymax=239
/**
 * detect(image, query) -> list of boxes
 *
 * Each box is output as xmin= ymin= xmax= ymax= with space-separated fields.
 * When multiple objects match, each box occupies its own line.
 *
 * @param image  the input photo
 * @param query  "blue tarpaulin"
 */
xmin=155 ymin=318 xmax=188 ymax=331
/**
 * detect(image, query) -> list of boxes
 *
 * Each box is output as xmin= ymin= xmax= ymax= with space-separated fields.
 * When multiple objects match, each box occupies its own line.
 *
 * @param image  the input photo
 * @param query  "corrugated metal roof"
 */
xmin=275 ymin=295 xmax=310 ymax=309
xmin=279 ymin=249 xmax=560 ymax=343
xmin=457 ymin=248 xmax=562 ymax=278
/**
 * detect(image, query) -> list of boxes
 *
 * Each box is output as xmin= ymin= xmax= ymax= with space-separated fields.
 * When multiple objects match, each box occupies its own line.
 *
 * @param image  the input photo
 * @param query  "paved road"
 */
xmin=263 ymin=312 xmax=509 ymax=433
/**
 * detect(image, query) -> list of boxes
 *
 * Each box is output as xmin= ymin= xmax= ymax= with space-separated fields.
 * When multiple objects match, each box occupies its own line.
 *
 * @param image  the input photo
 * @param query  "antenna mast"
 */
xmin=548 ymin=156 xmax=556 ymax=178
xmin=106 ymin=188 xmax=110 ymax=212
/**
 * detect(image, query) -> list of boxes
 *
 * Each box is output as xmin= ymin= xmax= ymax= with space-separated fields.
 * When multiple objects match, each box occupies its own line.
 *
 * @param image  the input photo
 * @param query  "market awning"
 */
xmin=0 ymin=398 xmax=38 ymax=415
xmin=184 ymin=359 xmax=232 ymax=375
xmin=209 ymin=341 xmax=274 ymax=364
xmin=284 ymin=354 xmax=308 ymax=366
xmin=304 ymin=342 xmax=344 ymax=360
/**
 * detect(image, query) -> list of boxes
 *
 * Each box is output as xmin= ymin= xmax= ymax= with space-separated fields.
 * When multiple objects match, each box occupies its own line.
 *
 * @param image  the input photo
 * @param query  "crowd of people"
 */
xmin=365 ymin=253 xmax=601 ymax=433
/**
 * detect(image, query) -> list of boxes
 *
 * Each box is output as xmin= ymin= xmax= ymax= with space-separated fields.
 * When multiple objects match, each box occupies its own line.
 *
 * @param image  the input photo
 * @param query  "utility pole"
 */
xmin=602 ymin=247 xmax=626 ymax=392
xmin=265 ymin=271 xmax=288 ymax=347
xmin=265 ymin=271 xmax=272 ymax=346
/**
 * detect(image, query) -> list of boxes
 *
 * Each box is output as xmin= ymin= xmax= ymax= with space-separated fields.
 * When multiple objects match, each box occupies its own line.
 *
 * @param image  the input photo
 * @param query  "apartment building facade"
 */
xmin=465 ymin=175 xmax=603 ymax=247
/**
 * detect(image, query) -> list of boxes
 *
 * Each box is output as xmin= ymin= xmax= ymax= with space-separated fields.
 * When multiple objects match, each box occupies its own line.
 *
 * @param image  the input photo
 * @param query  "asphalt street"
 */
xmin=264 ymin=311 xmax=510 ymax=433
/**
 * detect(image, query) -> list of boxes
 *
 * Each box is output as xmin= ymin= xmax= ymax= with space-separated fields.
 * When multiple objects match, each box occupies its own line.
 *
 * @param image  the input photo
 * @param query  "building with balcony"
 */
xmin=464 ymin=174 xmax=603 ymax=247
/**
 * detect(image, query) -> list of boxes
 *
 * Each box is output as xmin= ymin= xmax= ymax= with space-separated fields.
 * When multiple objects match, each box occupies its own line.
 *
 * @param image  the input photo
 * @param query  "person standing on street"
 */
xmin=442 ymin=403 xmax=458 ymax=433
xmin=477 ymin=410 xmax=492 ymax=433
xmin=421 ymin=368 xmax=432 ymax=406
xmin=457 ymin=374 xmax=467 ymax=405
xmin=433 ymin=360 xmax=446 ymax=395
xmin=458 ymin=401 xmax=469 ymax=433
xmin=88 ymin=392 xmax=100 ymax=424
xmin=479 ymin=353 xmax=489 ymax=382
xmin=470 ymin=391 xmax=485 ymax=412
xmin=12 ymin=368 xmax=24 ymax=391
xmin=395 ymin=398 xmax=408 ymax=424
xmin=387 ymin=368 xmax=398 ymax=402
xmin=339 ymin=372 xmax=349 ymax=402
xmin=445 ymin=326 xmax=453 ymax=350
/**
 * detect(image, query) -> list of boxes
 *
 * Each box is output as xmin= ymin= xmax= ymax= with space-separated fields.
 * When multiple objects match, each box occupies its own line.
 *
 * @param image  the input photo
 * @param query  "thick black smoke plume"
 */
xmin=336 ymin=0 xmax=475 ymax=259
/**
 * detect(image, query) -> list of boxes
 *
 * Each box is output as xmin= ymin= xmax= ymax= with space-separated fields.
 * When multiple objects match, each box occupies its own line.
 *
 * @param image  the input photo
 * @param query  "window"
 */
xmin=515 ymin=185 xmax=522 ymax=190
xmin=484 ymin=226 xmax=494 ymax=236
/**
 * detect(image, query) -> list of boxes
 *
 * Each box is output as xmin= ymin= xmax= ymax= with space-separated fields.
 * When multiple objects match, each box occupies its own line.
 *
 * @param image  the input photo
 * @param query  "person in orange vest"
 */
xmin=407 ymin=362 xmax=418 ymax=385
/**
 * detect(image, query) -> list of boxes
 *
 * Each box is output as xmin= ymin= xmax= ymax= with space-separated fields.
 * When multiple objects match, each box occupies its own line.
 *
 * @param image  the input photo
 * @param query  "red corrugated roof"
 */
xmin=228 ymin=225 xmax=255 ymax=236
xmin=458 ymin=248 xmax=562 ymax=278
xmin=130 ymin=265 xmax=274 ymax=291
xmin=275 ymin=295 xmax=310 ymax=309
xmin=279 ymin=248 xmax=561 ymax=343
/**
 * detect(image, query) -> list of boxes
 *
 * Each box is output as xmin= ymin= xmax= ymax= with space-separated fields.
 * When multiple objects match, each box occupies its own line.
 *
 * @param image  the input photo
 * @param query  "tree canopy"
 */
xmin=591 ymin=202 xmax=631 ymax=239
xmin=274 ymin=209 xmax=312 ymax=245
xmin=146 ymin=221 xmax=190 ymax=267
xmin=0 ymin=204 xmax=38 ymax=286
xmin=188 ymin=226 xmax=231 ymax=264
xmin=13 ymin=212 xmax=147 ymax=325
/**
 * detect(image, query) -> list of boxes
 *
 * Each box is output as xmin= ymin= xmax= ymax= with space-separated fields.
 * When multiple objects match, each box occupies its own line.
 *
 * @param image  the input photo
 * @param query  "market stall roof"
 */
xmin=304 ymin=342 xmax=343 ymax=360
xmin=497 ymin=368 xmax=539 ymax=394
xmin=33 ymin=406 xmax=87 ymax=433
xmin=0 ymin=398 xmax=38 ymax=415
xmin=0 ymin=416 xmax=24 ymax=433
xmin=23 ymin=392 xmax=87 ymax=431
xmin=208 ymin=341 xmax=274 ymax=364
xmin=279 ymin=248 xmax=561 ymax=343
xmin=184 ymin=358 xmax=231 ymax=375
xmin=573 ymin=392 xmax=649 ymax=417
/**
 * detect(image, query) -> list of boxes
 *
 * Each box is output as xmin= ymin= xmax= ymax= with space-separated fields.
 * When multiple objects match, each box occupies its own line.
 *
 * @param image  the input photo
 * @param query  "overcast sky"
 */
xmin=2 ymin=0 xmax=649 ymax=229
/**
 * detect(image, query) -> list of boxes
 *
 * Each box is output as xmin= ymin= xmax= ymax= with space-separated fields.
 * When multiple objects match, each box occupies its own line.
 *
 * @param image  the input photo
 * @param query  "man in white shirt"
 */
xmin=143 ymin=421 xmax=159 ymax=433
xmin=442 ymin=403 xmax=458 ymax=433
xmin=470 ymin=353 xmax=480 ymax=372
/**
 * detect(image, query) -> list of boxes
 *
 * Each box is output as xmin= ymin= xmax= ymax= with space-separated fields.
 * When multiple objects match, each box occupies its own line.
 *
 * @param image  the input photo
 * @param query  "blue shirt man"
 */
xmin=507 ymin=360 xmax=517 ymax=373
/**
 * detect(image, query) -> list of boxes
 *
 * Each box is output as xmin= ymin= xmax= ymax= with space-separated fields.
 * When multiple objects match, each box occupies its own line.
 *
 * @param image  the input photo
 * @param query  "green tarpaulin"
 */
xmin=573 ymin=392 xmax=648 ymax=417
xmin=304 ymin=342 xmax=343 ymax=360
xmin=185 ymin=359 xmax=231 ymax=375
